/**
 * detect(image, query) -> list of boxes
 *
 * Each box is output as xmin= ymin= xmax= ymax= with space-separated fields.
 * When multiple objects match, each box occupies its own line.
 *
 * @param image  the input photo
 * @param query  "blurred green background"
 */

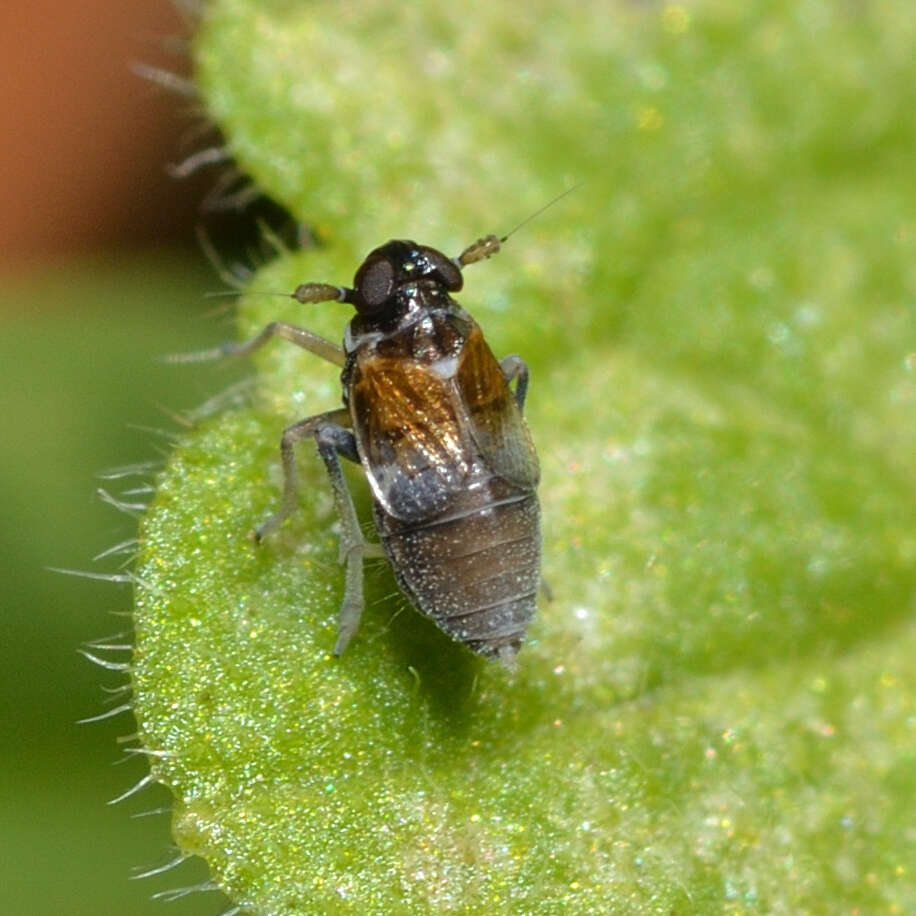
xmin=0 ymin=3 xmax=238 ymax=913
xmin=0 ymin=258 xmax=241 ymax=916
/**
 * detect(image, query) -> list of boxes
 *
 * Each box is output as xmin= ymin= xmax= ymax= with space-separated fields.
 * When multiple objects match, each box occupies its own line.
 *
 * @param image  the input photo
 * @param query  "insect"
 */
xmin=184 ymin=193 xmax=575 ymax=663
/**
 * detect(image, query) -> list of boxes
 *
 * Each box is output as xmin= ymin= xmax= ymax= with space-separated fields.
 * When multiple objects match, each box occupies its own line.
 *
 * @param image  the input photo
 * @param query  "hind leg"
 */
xmin=256 ymin=408 xmax=382 ymax=655
xmin=312 ymin=424 xmax=384 ymax=655
xmin=254 ymin=408 xmax=352 ymax=541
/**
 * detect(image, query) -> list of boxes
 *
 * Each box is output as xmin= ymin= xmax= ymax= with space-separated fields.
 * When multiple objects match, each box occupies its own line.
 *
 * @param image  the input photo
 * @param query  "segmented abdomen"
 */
xmin=375 ymin=483 xmax=540 ymax=663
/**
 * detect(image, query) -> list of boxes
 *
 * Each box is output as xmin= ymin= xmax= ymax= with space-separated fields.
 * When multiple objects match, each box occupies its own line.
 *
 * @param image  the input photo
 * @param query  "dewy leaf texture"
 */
xmin=132 ymin=1 xmax=916 ymax=912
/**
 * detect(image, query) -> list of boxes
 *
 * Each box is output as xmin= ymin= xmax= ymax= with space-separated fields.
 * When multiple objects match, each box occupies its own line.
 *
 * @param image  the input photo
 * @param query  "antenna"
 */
xmin=500 ymin=181 xmax=583 ymax=244
xmin=456 ymin=181 xmax=583 ymax=268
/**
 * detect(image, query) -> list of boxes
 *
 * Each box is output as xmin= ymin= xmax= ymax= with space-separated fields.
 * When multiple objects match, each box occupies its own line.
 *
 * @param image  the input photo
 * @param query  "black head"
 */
xmin=348 ymin=240 xmax=463 ymax=316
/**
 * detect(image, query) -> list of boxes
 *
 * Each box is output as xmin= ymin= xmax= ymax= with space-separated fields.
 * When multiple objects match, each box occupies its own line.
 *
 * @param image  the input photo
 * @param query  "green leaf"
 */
xmin=132 ymin=0 xmax=916 ymax=912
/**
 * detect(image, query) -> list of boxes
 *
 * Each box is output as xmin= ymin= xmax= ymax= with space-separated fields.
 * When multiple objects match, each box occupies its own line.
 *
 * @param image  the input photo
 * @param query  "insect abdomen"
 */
xmin=375 ymin=485 xmax=540 ymax=663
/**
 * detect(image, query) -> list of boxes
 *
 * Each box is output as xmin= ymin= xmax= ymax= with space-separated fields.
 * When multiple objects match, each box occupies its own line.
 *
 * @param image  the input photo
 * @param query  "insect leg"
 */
xmin=169 ymin=322 xmax=345 ymax=368
xmin=499 ymin=355 xmax=530 ymax=412
xmin=312 ymin=425 xmax=382 ymax=656
xmin=253 ymin=408 xmax=351 ymax=543
xmin=256 ymin=409 xmax=381 ymax=655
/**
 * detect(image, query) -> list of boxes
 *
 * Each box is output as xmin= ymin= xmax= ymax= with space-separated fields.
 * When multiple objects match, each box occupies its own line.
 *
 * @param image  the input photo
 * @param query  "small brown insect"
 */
xmin=185 ymin=200 xmax=574 ymax=663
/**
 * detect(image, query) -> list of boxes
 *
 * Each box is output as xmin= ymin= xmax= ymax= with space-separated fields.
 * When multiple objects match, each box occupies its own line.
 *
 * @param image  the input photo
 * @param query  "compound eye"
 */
xmin=354 ymin=256 xmax=395 ymax=310
xmin=425 ymin=249 xmax=463 ymax=292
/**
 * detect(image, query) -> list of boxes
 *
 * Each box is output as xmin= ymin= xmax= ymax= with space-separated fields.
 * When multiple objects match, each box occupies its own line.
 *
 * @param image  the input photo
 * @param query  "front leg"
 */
xmin=499 ymin=354 xmax=530 ymax=412
xmin=169 ymin=320 xmax=346 ymax=369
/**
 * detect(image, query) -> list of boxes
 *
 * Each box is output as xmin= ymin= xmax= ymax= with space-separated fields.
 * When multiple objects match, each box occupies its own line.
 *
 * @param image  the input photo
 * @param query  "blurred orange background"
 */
xmin=0 ymin=1 xmax=201 ymax=269
xmin=1 ymin=5 xmax=243 ymax=913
